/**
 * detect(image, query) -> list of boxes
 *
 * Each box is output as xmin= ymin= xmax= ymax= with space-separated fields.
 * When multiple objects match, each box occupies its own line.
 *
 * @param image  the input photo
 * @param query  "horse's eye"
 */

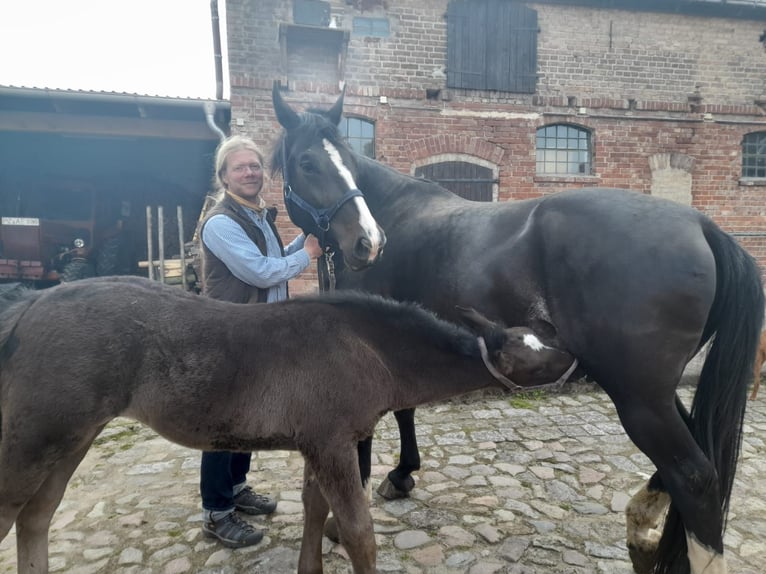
xmin=299 ymin=158 xmax=316 ymax=174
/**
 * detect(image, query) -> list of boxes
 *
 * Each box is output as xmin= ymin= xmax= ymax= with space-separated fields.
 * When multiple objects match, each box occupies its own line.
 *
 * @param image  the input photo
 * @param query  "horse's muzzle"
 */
xmin=347 ymin=231 xmax=386 ymax=270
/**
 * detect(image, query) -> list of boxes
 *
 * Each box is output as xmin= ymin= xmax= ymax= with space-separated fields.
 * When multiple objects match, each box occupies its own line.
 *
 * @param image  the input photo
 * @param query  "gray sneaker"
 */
xmin=202 ymin=512 xmax=264 ymax=548
xmin=233 ymin=486 xmax=277 ymax=515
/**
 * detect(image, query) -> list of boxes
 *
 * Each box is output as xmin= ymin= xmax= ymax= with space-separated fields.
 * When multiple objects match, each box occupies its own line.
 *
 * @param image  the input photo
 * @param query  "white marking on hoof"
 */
xmin=626 ymin=484 xmax=670 ymax=554
xmin=686 ymin=532 xmax=728 ymax=574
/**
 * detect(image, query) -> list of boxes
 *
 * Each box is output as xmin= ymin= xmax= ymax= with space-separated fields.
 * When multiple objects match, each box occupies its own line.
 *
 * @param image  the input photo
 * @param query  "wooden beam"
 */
xmin=0 ymin=110 xmax=219 ymax=141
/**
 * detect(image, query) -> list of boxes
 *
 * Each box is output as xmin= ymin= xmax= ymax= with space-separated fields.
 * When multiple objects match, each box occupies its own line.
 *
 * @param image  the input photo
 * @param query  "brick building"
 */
xmin=223 ymin=0 xmax=766 ymax=292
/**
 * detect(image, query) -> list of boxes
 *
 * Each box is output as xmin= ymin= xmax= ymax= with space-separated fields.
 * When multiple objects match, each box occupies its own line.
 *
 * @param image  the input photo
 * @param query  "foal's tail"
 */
xmin=656 ymin=223 xmax=764 ymax=572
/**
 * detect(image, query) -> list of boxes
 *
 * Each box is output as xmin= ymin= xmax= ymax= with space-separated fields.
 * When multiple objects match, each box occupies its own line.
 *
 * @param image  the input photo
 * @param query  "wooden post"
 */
xmin=177 ymin=205 xmax=187 ymax=290
xmin=157 ymin=206 xmax=165 ymax=284
xmin=145 ymin=206 xmax=154 ymax=280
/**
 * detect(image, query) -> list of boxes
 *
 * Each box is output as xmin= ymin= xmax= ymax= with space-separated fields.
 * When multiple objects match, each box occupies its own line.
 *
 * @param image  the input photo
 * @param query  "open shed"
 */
xmin=0 ymin=86 xmax=229 ymax=286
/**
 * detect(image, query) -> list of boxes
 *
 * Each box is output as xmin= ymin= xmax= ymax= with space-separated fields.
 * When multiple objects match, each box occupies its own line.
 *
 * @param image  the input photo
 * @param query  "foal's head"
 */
xmin=271 ymin=83 xmax=386 ymax=270
xmin=458 ymin=307 xmax=577 ymax=388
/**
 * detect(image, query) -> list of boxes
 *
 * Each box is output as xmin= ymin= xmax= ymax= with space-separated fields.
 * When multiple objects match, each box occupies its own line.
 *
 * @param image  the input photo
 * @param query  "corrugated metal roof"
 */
xmin=0 ymin=84 xmax=224 ymax=103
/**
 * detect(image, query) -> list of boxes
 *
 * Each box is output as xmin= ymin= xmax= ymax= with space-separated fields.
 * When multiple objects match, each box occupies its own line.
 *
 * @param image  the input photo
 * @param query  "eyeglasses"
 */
xmin=230 ymin=163 xmax=263 ymax=174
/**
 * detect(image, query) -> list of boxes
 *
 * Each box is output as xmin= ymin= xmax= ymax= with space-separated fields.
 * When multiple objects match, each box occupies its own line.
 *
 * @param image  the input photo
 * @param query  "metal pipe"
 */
xmin=210 ymin=0 xmax=224 ymax=101
xmin=177 ymin=205 xmax=187 ymax=290
xmin=145 ymin=206 xmax=154 ymax=280
xmin=158 ymin=206 xmax=166 ymax=284
xmin=204 ymin=101 xmax=227 ymax=141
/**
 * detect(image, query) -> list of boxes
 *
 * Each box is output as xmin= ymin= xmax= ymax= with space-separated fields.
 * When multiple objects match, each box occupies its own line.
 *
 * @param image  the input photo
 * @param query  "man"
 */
xmin=198 ymin=135 xmax=322 ymax=548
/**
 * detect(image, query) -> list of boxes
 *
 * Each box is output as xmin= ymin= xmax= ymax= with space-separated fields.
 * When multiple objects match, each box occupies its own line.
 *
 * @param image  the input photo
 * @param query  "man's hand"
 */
xmin=304 ymin=234 xmax=323 ymax=259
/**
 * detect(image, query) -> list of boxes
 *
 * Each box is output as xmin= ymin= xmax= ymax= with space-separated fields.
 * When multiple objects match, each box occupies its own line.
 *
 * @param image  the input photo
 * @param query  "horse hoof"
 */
xmin=324 ymin=516 xmax=340 ymax=543
xmin=376 ymin=476 xmax=412 ymax=500
xmin=628 ymin=544 xmax=656 ymax=574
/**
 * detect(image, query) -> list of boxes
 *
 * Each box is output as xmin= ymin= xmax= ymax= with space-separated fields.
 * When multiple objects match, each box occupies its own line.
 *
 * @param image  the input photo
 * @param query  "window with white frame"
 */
xmin=339 ymin=116 xmax=375 ymax=158
xmin=742 ymin=131 xmax=766 ymax=178
xmin=536 ymin=124 xmax=592 ymax=175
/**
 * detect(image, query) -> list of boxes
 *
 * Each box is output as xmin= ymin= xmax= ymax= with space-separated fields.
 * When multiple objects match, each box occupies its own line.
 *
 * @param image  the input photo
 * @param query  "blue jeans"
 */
xmin=200 ymin=451 xmax=251 ymax=511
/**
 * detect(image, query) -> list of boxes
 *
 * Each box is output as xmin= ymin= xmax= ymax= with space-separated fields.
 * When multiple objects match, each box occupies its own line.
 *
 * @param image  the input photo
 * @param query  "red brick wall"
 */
xmin=225 ymin=0 xmax=766 ymax=293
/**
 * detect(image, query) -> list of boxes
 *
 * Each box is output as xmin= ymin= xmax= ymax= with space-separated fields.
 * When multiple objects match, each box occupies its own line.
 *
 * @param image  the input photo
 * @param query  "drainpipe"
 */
xmin=205 ymin=0 xmax=227 ymax=142
xmin=204 ymin=101 xmax=226 ymax=141
xmin=210 ymin=0 xmax=224 ymax=101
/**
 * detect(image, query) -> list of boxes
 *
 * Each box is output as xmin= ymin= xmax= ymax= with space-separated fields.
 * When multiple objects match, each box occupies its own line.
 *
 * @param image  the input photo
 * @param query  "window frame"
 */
xmin=741 ymin=131 xmax=766 ymax=180
xmin=339 ymin=116 xmax=375 ymax=159
xmin=535 ymin=124 xmax=593 ymax=176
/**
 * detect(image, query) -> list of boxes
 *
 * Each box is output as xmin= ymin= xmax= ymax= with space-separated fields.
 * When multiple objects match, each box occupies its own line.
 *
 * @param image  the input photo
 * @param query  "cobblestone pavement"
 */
xmin=1 ymin=382 xmax=764 ymax=574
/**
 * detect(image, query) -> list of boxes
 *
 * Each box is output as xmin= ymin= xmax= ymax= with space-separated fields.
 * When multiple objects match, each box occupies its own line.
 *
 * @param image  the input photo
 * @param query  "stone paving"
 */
xmin=1 ymin=381 xmax=764 ymax=574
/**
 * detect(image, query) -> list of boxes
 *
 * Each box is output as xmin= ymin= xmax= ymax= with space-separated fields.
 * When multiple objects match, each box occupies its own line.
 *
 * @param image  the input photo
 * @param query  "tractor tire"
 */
xmin=96 ymin=235 xmax=129 ymax=276
xmin=60 ymin=259 xmax=96 ymax=282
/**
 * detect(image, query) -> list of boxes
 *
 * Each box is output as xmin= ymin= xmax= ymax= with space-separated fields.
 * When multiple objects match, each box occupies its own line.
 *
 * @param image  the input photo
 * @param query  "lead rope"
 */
xmin=477 ymin=336 xmax=579 ymax=392
xmin=319 ymin=250 xmax=336 ymax=293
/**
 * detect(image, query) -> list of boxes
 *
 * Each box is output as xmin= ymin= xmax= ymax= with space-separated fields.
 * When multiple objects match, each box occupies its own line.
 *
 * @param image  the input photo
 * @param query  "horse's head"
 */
xmin=271 ymin=84 xmax=386 ymax=271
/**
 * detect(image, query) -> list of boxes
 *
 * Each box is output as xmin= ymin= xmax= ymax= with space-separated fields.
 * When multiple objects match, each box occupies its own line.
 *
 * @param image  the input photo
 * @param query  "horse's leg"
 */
xmin=298 ymin=460 xmax=330 ymax=574
xmin=626 ymin=472 xmax=670 ymax=574
xmin=377 ymin=408 xmax=419 ymax=499
xmin=308 ymin=446 xmax=376 ymax=574
xmin=615 ymin=397 xmax=727 ymax=574
xmin=1 ymin=429 xmax=100 ymax=574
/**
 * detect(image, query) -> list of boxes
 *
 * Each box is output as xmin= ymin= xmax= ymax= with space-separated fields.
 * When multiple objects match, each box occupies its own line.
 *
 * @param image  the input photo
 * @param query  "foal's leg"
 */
xmin=324 ymin=438 xmax=373 ymax=544
xmin=299 ymin=461 xmax=331 ymax=574
xmin=377 ymin=408 xmax=420 ymax=499
xmin=614 ymin=397 xmax=727 ymax=574
xmin=1 ymin=429 xmax=100 ymax=574
xmin=308 ymin=447 xmax=376 ymax=574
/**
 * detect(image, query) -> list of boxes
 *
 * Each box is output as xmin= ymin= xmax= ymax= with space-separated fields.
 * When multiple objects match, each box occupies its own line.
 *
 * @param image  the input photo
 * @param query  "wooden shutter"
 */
xmin=447 ymin=0 xmax=538 ymax=93
xmin=415 ymin=162 xmax=494 ymax=202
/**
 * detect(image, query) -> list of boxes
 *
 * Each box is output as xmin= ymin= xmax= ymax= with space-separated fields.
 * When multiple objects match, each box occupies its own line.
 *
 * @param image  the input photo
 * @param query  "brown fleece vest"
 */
xmin=199 ymin=194 xmax=286 ymax=303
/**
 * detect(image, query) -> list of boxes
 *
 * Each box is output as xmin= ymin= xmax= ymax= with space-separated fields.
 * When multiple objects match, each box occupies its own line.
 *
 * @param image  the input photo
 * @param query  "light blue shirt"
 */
xmin=202 ymin=206 xmax=310 ymax=303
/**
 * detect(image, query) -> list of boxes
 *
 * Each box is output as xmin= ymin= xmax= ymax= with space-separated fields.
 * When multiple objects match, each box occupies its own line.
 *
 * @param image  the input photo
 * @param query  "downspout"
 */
xmin=210 ymin=0 xmax=224 ymax=101
xmin=205 ymin=0 xmax=227 ymax=142
xmin=204 ymin=101 xmax=226 ymax=141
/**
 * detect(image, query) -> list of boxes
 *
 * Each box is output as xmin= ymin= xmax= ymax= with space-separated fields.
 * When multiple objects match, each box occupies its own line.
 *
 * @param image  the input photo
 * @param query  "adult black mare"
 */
xmin=0 ymin=276 xmax=574 ymax=574
xmin=271 ymin=85 xmax=764 ymax=574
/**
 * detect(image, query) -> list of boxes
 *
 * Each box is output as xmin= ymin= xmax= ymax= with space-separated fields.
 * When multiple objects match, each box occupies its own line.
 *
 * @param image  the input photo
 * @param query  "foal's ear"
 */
xmin=456 ymin=305 xmax=497 ymax=333
xmin=272 ymin=81 xmax=301 ymax=130
xmin=326 ymin=85 xmax=346 ymax=127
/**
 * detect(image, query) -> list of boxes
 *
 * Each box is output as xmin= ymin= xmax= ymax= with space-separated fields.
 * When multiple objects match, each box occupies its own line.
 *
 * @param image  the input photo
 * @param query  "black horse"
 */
xmin=271 ymin=84 xmax=764 ymax=574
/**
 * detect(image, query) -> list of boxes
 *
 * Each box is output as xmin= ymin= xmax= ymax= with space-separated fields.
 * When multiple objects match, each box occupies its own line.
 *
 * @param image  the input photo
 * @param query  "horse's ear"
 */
xmin=326 ymin=85 xmax=346 ymax=127
xmin=272 ymin=81 xmax=301 ymax=130
xmin=456 ymin=305 xmax=497 ymax=333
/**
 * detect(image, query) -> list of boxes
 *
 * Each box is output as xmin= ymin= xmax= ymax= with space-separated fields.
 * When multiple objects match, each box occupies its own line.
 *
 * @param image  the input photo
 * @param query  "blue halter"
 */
xmin=281 ymin=138 xmax=363 ymax=242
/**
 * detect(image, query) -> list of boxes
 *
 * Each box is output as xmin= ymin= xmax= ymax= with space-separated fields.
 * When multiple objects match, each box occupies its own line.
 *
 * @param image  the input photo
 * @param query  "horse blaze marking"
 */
xmin=322 ymin=138 xmax=382 ymax=258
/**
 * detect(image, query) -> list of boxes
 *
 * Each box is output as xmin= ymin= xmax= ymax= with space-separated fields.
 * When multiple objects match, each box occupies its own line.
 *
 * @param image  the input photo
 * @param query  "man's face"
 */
xmin=222 ymin=149 xmax=264 ymax=200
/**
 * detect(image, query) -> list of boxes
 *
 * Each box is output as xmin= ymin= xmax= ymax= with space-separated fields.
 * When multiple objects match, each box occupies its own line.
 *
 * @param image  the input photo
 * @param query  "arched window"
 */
xmin=742 ymin=132 xmax=766 ymax=178
xmin=536 ymin=124 xmax=592 ymax=175
xmin=339 ymin=117 xmax=375 ymax=158
xmin=414 ymin=160 xmax=495 ymax=202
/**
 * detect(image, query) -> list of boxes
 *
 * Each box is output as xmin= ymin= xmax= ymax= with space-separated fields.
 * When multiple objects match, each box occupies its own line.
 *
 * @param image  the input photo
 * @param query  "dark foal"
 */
xmin=271 ymin=85 xmax=764 ymax=574
xmin=0 ymin=276 xmax=575 ymax=574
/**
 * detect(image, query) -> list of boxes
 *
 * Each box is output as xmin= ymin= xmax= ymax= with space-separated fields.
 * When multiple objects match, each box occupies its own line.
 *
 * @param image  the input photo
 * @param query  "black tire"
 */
xmin=60 ymin=259 xmax=96 ymax=282
xmin=96 ymin=235 xmax=129 ymax=276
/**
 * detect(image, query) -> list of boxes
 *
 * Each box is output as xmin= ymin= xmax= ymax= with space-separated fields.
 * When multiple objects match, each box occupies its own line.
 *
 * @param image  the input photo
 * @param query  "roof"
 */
xmin=0 ymin=85 xmax=230 ymax=140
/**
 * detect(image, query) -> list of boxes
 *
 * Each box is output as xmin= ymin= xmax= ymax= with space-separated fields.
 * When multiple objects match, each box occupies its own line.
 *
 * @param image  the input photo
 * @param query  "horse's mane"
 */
xmin=290 ymin=290 xmax=500 ymax=359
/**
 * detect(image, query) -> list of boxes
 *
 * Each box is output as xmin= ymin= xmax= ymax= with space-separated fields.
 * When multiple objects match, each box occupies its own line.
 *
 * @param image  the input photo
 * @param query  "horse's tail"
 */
xmin=655 ymin=223 xmax=764 ymax=572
